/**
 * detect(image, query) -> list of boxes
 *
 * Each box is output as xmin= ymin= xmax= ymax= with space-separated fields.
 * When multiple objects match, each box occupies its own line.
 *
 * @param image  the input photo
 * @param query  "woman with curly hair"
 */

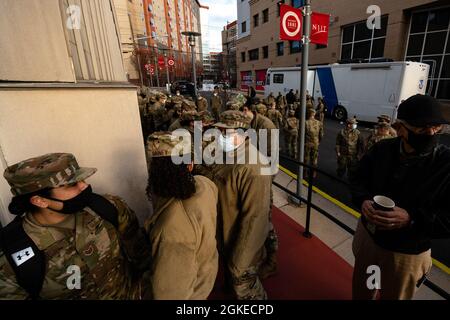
xmin=145 ymin=132 xmax=219 ymax=300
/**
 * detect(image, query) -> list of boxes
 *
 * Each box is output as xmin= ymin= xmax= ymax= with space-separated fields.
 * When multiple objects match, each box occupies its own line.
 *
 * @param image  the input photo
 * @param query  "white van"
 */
xmin=264 ymin=61 xmax=430 ymax=122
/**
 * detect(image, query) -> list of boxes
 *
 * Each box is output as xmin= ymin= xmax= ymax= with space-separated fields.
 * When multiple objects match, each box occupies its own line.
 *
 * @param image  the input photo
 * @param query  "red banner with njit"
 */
xmin=310 ymin=12 xmax=330 ymax=46
xmin=255 ymin=69 xmax=267 ymax=91
xmin=240 ymin=71 xmax=253 ymax=90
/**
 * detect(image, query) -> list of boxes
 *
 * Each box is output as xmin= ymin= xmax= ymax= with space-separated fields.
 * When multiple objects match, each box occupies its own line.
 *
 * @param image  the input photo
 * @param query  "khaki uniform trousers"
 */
xmin=352 ymin=220 xmax=432 ymax=300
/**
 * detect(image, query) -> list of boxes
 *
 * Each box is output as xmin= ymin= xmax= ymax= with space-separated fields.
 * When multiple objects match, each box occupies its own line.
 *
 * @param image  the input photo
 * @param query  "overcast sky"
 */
xmin=200 ymin=0 xmax=237 ymax=52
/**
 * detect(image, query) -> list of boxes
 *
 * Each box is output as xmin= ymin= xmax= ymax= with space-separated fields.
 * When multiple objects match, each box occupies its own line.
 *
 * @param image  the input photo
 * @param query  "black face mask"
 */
xmin=405 ymin=128 xmax=439 ymax=155
xmin=48 ymin=185 xmax=93 ymax=214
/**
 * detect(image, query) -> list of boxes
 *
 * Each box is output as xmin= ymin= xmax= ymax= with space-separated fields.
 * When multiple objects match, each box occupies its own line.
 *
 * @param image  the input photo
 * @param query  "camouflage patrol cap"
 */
xmin=157 ymin=93 xmax=167 ymax=100
xmin=346 ymin=118 xmax=358 ymax=124
xmin=306 ymin=108 xmax=316 ymax=118
xmin=375 ymin=122 xmax=390 ymax=128
xmin=4 ymin=153 xmax=97 ymax=196
xmin=256 ymin=103 xmax=267 ymax=114
xmin=198 ymin=110 xmax=215 ymax=126
xmin=288 ymin=109 xmax=296 ymax=116
xmin=147 ymin=132 xmax=191 ymax=157
xmin=377 ymin=115 xmax=391 ymax=124
xmin=226 ymin=101 xmax=240 ymax=111
xmin=214 ymin=110 xmax=252 ymax=129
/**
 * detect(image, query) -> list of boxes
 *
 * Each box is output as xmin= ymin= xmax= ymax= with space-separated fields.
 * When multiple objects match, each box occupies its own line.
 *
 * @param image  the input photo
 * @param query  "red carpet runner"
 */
xmin=209 ymin=206 xmax=353 ymax=300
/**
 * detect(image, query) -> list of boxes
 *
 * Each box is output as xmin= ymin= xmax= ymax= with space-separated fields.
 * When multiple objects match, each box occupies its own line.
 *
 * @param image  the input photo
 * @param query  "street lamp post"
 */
xmin=182 ymin=31 xmax=201 ymax=97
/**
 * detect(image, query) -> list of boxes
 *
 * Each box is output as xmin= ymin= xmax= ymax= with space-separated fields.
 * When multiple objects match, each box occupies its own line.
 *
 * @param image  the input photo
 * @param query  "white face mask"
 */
xmin=176 ymin=93 xmax=180 ymax=96
xmin=352 ymin=124 xmax=358 ymax=130
xmin=214 ymin=93 xmax=218 ymax=96
xmin=218 ymin=134 xmax=237 ymax=152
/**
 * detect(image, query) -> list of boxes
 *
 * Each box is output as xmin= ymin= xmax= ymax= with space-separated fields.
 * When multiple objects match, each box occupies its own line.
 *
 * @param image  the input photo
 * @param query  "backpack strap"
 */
xmin=0 ymin=216 xmax=45 ymax=300
xmin=88 ymin=193 xmax=119 ymax=228
xmin=0 ymin=193 xmax=118 ymax=299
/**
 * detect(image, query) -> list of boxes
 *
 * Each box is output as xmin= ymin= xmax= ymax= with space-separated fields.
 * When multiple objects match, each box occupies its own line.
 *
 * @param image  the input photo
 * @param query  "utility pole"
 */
xmin=296 ymin=0 xmax=311 ymax=204
xmin=164 ymin=50 xmax=170 ymax=89
xmin=154 ymin=48 xmax=160 ymax=88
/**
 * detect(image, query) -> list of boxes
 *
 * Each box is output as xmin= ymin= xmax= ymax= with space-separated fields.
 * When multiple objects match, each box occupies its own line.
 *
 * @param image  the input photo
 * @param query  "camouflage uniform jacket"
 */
xmin=305 ymin=118 xmax=324 ymax=148
xmin=266 ymin=95 xmax=275 ymax=106
xmin=266 ymin=109 xmax=284 ymax=129
xmin=197 ymin=98 xmax=208 ymax=112
xmin=210 ymin=95 xmax=222 ymax=111
xmin=365 ymin=131 xmax=396 ymax=151
xmin=0 ymin=195 xmax=151 ymax=300
xmin=145 ymin=176 xmax=218 ymax=299
xmin=276 ymin=95 xmax=286 ymax=108
xmin=250 ymin=113 xmax=276 ymax=157
xmin=209 ymin=140 xmax=272 ymax=277
xmin=336 ymin=128 xmax=363 ymax=157
xmin=285 ymin=117 xmax=299 ymax=135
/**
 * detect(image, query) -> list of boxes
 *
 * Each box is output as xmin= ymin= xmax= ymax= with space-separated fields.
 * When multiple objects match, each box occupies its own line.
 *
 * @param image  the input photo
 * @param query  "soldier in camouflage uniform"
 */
xmin=305 ymin=109 xmax=324 ymax=177
xmin=266 ymin=101 xmax=284 ymax=129
xmin=196 ymin=94 xmax=208 ymax=112
xmin=256 ymin=103 xmax=267 ymax=116
xmin=0 ymin=153 xmax=152 ymax=299
xmin=365 ymin=122 xmax=395 ymax=153
xmin=210 ymin=87 xmax=223 ymax=121
xmin=145 ymin=133 xmax=218 ymax=299
xmin=210 ymin=111 xmax=272 ymax=300
xmin=276 ymin=92 xmax=287 ymax=116
xmin=285 ymin=109 xmax=299 ymax=158
xmin=336 ymin=118 xmax=364 ymax=179
xmin=377 ymin=114 xmax=397 ymax=138
xmin=265 ymin=92 xmax=275 ymax=106
xmin=316 ymin=97 xmax=327 ymax=123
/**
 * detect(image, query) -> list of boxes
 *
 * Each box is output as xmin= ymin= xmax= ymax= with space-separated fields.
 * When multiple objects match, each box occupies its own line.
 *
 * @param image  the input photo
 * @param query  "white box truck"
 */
xmin=264 ymin=61 xmax=430 ymax=122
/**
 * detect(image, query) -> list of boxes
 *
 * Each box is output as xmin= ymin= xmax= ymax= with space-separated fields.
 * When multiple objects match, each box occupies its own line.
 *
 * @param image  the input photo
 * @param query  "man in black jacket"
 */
xmin=350 ymin=94 xmax=450 ymax=300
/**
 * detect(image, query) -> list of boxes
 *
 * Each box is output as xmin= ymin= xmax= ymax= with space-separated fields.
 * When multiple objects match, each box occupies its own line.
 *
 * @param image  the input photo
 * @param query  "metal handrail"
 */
xmin=274 ymin=154 xmax=450 ymax=300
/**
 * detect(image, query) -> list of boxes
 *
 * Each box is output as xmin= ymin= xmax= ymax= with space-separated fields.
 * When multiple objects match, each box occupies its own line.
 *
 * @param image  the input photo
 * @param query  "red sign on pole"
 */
xmin=279 ymin=4 xmax=302 ymax=41
xmin=310 ymin=12 xmax=330 ymax=45
xmin=167 ymin=57 xmax=175 ymax=67
xmin=158 ymin=56 xmax=165 ymax=67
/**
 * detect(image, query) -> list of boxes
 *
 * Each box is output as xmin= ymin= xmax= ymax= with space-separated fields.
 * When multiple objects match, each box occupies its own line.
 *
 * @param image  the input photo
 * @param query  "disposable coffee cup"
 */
xmin=372 ymin=195 xmax=395 ymax=211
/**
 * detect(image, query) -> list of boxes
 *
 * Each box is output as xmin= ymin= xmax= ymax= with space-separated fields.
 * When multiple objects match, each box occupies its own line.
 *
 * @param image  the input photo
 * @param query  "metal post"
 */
xmin=191 ymin=43 xmax=197 ymax=97
xmin=164 ymin=51 xmax=170 ymax=87
xmin=303 ymin=165 xmax=314 ymax=238
xmin=296 ymin=0 xmax=311 ymax=203
xmin=154 ymin=53 xmax=160 ymax=88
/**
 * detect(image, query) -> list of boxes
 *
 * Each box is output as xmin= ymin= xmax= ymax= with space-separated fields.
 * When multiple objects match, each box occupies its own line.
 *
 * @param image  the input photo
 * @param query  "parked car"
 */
xmin=171 ymin=80 xmax=196 ymax=96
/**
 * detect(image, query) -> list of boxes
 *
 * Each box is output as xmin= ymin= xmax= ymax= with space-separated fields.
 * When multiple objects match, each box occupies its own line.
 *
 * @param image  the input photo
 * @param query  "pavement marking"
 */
xmin=277 ymin=164 xmax=450 ymax=276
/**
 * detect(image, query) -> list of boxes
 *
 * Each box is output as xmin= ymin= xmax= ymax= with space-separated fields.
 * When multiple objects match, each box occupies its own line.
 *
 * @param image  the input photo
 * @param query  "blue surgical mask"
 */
xmin=218 ymin=134 xmax=237 ymax=152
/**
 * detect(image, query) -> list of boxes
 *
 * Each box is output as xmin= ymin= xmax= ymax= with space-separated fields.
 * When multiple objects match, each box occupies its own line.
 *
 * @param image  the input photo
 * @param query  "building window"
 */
xmin=290 ymin=41 xmax=301 ymax=54
xmin=273 ymin=74 xmax=284 ymax=83
xmin=277 ymin=0 xmax=285 ymax=17
xmin=254 ymin=14 xmax=259 ymax=28
xmin=249 ymin=48 xmax=259 ymax=61
xmin=241 ymin=52 xmax=246 ymax=62
xmin=263 ymin=9 xmax=269 ymax=23
xmin=277 ymin=42 xmax=284 ymax=56
xmin=241 ymin=21 xmax=247 ymax=33
xmin=263 ymin=46 xmax=269 ymax=59
xmin=405 ymin=8 xmax=450 ymax=100
xmin=340 ymin=15 xmax=388 ymax=62
xmin=292 ymin=0 xmax=303 ymax=8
